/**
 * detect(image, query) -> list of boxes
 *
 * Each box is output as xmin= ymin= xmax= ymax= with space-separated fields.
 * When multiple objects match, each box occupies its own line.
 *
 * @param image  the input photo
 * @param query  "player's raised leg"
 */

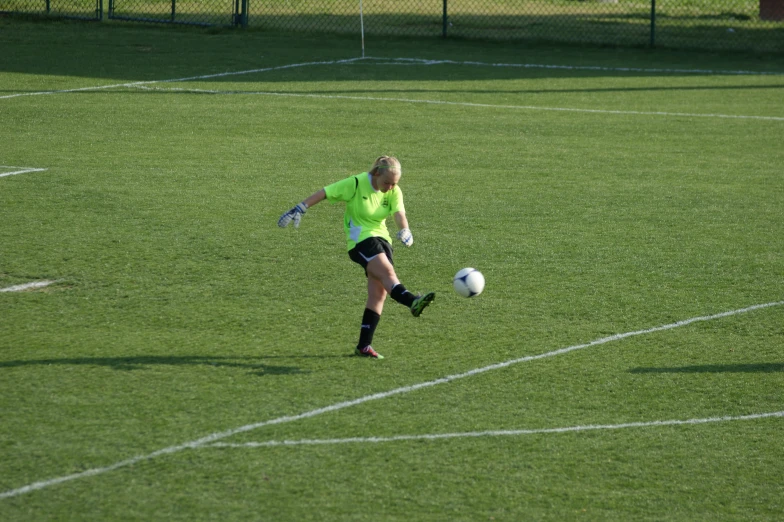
xmin=366 ymin=254 xmax=434 ymax=317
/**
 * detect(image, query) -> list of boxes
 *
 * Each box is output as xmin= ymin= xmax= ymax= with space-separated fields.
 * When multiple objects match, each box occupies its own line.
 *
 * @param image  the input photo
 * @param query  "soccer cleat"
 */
xmin=410 ymin=292 xmax=435 ymax=317
xmin=356 ymin=345 xmax=384 ymax=359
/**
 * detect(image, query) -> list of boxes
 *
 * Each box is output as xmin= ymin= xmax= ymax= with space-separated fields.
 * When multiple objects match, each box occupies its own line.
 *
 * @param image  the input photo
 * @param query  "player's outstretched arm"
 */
xmin=394 ymin=211 xmax=413 ymax=247
xmin=278 ymin=189 xmax=326 ymax=228
xmin=303 ymin=189 xmax=327 ymax=209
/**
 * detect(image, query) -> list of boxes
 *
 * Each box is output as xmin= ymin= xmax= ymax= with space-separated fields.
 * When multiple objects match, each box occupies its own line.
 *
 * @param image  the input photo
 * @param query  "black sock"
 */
xmin=357 ymin=308 xmax=381 ymax=349
xmin=390 ymin=283 xmax=416 ymax=308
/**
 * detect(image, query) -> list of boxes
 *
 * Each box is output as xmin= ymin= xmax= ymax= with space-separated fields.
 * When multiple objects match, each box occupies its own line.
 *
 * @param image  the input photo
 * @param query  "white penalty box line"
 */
xmin=133 ymin=84 xmax=784 ymax=122
xmin=210 ymin=411 xmax=784 ymax=448
xmin=1 ymin=56 xmax=781 ymax=102
xmin=0 ymin=166 xmax=48 ymax=178
xmin=364 ymin=57 xmax=784 ymax=76
xmin=0 ymin=281 xmax=57 ymax=293
xmin=125 ymin=56 xmax=784 ymax=122
xmin=3 ymin=57 xmax=782 ymax=121
xmin=0 ymin=59 xmax=367 ymax=100
xmin=0 ymin=167 xmax=56 ymax=295
xmin=1 ymin=299 xmax=782 ymax=500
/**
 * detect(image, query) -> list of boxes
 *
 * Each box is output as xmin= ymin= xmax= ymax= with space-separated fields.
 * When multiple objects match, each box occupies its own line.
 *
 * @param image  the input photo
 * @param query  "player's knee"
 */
xmin=368 ymin=258 xmax=393 ymax=279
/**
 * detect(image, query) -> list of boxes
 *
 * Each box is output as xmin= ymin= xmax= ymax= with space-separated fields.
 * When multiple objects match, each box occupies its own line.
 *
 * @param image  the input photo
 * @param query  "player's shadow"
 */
xmin=0 ymin=355 xmax=318 ymax=376
xmin=629 ymin=363 xmax=784 ymax=374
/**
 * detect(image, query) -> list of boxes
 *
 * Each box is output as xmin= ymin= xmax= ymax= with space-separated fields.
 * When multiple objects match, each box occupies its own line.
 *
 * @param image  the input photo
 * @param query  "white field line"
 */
xmin=0 ymin=58 xmax=366 ymax=100
xmin=132 ymin=85 xmax=784 ymax=122
xmin=365 ymin=57 xmax=784 ymax=76
xmin=209 ymin=411 xmax=784 ymax=448
xmin=0 ymin=281 xmax=56 ymax=293
xmin=1 ymin=56 xmax=780 ymax=101
xmin=1 ymin=300 xmax=782 ymax=500
xmin=0 ymin=166 xmax=47 ymax=178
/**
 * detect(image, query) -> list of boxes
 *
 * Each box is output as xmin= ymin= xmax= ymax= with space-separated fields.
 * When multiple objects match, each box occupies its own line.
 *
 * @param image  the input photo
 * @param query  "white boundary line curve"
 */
xmin=1 ymin=299 xmax=781 ymax=500
xmin=208 ymin=411 xmax=784 ymax=448
xmin=0 ymin=281 xmax=56 ymax=293
xmin=1 ymin=56 xmax=781 ymax=101
xmin=0 ymin=166 xmax=48 ymax=178
xmin=132 ymin=84 xmax=784 ymax=122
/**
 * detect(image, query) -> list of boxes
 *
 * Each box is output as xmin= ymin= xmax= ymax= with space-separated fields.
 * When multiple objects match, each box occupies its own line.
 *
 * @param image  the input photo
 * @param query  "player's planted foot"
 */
xmin=410 ymin=292 xmax=435 ymax=317
xmin=356 ymin=345 xmax=384 ymax=359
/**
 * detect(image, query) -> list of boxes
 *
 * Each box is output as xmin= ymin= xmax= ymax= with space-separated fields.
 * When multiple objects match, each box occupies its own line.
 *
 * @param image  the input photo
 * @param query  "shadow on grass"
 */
xmin=0 ymin=355 xmax=329 ymax=375
xmin=1 ymin=16 xmax=782 ymax=83
xmin=630 ymin=363 xmax=784 ymax=373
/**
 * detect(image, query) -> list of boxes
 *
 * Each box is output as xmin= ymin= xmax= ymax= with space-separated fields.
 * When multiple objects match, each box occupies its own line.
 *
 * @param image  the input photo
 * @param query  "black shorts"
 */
xmin=348 ymin=237 xmax=394 ymax=276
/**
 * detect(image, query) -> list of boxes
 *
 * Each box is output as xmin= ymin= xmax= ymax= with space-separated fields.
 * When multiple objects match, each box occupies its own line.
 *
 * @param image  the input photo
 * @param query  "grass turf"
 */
xmin=1 ymin=19 xmax=783 ymax=521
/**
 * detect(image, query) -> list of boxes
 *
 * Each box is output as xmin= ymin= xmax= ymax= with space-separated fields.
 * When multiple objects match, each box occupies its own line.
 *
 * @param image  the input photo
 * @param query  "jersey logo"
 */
xmin=382 ymin=197 xmax=389 ymax=207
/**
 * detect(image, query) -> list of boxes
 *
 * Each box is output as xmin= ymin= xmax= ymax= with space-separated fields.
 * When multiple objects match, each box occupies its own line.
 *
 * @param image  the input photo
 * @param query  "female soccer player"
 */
xmin=278 ymin=156 xmax=435 ymax=359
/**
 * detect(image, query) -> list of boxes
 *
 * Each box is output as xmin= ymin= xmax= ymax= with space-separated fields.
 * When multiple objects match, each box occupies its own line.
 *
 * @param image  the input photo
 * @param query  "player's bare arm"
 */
xmin=394 ymin=211 xmax=413 ymax=247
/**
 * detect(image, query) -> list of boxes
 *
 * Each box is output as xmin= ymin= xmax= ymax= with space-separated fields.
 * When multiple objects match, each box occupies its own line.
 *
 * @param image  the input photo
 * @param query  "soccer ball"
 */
xmin=453 ymin=268 xmax=485 ymax=298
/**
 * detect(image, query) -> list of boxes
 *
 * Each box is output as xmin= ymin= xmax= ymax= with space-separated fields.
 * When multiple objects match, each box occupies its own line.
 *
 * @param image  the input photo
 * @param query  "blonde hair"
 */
xmin=369 ymin=156 xmax=401 ymax=178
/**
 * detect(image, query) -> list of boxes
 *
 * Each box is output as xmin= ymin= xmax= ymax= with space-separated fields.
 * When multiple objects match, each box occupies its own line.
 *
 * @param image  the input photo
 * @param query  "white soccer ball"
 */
xmin=453 ymin=268 xmax=485 ymax=298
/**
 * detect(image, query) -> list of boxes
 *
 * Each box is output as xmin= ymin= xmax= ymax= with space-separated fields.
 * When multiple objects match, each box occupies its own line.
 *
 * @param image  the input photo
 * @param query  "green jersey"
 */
xmin=324 ymin=172 xmax=405 ymax=251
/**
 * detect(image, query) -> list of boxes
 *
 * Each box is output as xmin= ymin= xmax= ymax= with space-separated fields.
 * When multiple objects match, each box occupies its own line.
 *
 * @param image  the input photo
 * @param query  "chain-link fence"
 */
xmin=2 ymin=0 xmax=782 ymax=52
xmin=1 ymin=0 xmax=102 ymax=20
xmin=107 ymin=0 xmax=242 ymax=26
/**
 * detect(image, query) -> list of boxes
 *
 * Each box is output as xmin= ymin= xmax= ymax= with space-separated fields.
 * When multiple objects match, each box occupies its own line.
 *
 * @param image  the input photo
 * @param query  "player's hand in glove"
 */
xmin=397 ymin=228 xmax=413 ymax=247
xmin=278 ymin=202 xmax=308 ymax=228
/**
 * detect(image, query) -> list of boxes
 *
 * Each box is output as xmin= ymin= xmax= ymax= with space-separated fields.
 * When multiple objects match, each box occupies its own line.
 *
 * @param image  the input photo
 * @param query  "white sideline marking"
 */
xmin=1 ymin=299 xmax=782 ymax=500
xmin=208 ymin=411 xmax=784 ymax=448
xmin=1 ymin=56 xmax=780 ymax=101
xmin=132 ymin=85 xmax=784 ymax=122
xmin=0 ymin=281 xmax=56 ymax=293
xmin=0 ymin=166 xmax=47 ymax=178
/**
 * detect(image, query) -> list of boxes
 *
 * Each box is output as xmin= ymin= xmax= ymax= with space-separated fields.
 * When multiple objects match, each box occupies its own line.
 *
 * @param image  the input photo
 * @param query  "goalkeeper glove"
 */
xmin=397 ymin=228 xmax=413 ymax=247
xmin=278 ymin=202 xmax=308 ymax=228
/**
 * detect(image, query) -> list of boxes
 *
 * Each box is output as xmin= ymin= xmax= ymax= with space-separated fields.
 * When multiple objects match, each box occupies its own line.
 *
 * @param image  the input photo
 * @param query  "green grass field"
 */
xmin=1 ymin=20 xmax=783 ymax=520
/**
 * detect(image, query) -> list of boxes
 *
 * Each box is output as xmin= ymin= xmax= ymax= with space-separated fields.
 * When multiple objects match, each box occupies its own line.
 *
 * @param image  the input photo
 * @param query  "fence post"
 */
xmin=96 ymin=0 xmax=102 ymax=20
xmin=171 ymin=0 xmax=176 ymax=23
xmin=233 ymin=0 xmax=249 ymax=27
xmin=649 ymin=0 xmax=656 ymax=47
xmin=442 ymin=0 xmax=448 ymax=38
